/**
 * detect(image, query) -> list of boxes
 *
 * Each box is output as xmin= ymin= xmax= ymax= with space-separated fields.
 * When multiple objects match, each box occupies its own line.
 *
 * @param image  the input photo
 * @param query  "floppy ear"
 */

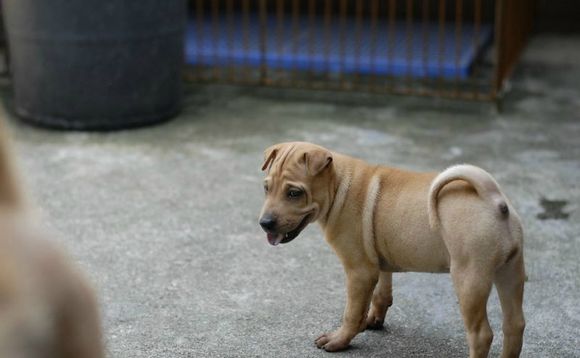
xmin=261 ymin=144 xmax=281 ymax=171
xmin=304 ymin=149 xmax=333 ymax=176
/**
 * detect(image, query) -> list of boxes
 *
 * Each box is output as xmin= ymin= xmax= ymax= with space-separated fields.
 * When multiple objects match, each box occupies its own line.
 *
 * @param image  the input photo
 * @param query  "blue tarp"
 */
xmin=186 ymin=14 xmax=492 ymax=79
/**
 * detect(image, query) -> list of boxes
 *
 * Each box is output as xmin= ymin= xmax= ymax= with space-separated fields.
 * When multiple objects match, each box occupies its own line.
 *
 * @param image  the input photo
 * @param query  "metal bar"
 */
xmin=211 ymin=0 xmax=220 ymax=80
xmin=437 ymin=0 xmax=446 ymax=91
xmin=226 ymin=0 xmax=235 ymax=82
xmin=471 ymin=0 xmax=482 ymax=99
xmin=405 ymin=0 xmax=414 ymax=89
xmin=421 ymin=0 xmax=429 ymax=82
xmin=387 ymin=0 xmax=396 ymax=91
xmin=354 ymin=0 xmax=363 ymax=86
xmin=291 ymin=0 xmax=300 ymax=82
xmin=190 ymin=79 xmax=496 ymax=102
xmin=308 ymin=0 xmax=316 ymax=77
xmin=454 ymin=0 xmax=463 ymax=95
xmin=259 ymin=0 xmax=268 ymax=84
xmin=195 ymin=0 xmax=205 ymax=81
xmin=190 ymin=71 xmax=489 ymax=91
xmin=339 ymin=0 xmax=347 ymax=89
xmin=242 ymin=0 xmax=251 ymax=82
xmin=474 ymin=0 xmax=482 ymax=57
xmin=323 ymin=0 xmax=332 ymax=77
xmin=493 ymin=0 xmax=505 ymax=99
xmin=276 ymin=0 xmax=285 ymax=84
xmin=494 ymin=0 xmax=531 ymax=101
xmin=369 ymin=0 xmax=379 ymax=91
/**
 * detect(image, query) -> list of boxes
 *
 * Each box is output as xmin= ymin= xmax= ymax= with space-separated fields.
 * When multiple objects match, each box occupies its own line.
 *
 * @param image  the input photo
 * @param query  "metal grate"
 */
xmin=185 ymin=0 xmax=533 ymax=103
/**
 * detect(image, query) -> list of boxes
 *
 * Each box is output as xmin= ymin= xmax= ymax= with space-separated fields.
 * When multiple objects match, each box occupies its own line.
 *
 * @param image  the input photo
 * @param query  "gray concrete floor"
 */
xmin=1 ymin=35 xmax=579 ymax=357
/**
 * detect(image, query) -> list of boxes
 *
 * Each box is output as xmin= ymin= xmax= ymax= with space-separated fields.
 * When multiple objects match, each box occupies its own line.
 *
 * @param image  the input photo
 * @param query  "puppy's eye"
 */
xmin=287 ymin=188 xmax=303 ymax=199
xmin=263 ymin=184 xmax=269 ymax=194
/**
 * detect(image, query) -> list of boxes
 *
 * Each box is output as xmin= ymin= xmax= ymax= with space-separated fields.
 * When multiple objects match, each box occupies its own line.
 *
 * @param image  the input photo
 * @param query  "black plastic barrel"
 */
xmin=3 ymin=0 xmax=186 ymax=131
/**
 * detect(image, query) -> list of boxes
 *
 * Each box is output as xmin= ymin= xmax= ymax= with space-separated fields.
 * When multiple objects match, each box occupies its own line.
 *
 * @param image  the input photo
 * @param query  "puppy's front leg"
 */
xmin=315 ymin=266 xmax=378 ymax=352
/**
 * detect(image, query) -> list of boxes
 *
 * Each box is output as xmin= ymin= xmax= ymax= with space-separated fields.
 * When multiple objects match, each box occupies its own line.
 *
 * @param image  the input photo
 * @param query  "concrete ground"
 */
xmin=1 ymin=35 xmax=579 ymax=357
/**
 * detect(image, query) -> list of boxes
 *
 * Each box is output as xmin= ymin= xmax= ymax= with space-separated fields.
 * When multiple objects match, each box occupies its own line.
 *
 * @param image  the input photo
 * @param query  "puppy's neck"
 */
xmin=317 ymin=153 xmax=353 ymax=228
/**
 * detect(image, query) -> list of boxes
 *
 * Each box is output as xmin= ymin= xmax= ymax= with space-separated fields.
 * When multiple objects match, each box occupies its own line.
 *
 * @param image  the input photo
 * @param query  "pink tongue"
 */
xmin=267 ymin=233 xmax=283 ymax=246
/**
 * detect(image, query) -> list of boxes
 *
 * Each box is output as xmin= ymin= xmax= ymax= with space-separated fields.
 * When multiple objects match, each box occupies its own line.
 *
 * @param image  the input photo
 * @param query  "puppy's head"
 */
xmin=259 ymin=142 xmax=333 ymax=246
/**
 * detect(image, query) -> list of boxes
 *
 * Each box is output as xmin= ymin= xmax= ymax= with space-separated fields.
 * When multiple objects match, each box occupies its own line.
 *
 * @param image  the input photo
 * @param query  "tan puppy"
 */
xmin=259 ymin=142 xmax=525 ymax=358
xmin=0 ymin=111 xmax=104 ymax=357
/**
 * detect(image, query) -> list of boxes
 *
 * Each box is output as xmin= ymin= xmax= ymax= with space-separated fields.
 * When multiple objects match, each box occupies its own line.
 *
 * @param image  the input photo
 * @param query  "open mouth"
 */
xmin=266 ymin=213 xmax=312 ymax=246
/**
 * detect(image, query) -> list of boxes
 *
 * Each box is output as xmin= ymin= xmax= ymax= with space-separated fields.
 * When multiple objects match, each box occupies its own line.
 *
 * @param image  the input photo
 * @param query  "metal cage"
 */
xmin=185 ymin=0 xmax=532 ymax=102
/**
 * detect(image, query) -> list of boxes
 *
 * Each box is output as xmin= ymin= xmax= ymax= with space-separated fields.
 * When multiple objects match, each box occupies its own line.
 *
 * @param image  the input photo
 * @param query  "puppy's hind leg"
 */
xmin=495 ymin=253 xmax=526 ymax=358
xmin=366 ymin=272 xmax=393 ymax=330
xmin=451 ymin=263 xmax=494 ymax=358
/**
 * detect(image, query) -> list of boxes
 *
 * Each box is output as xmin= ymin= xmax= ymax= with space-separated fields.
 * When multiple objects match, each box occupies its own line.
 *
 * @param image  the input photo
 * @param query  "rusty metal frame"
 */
xmin=493 ymin=0 xmax=533 ymax=103
xmin=186 ymin=0 xmax=533 ymax=104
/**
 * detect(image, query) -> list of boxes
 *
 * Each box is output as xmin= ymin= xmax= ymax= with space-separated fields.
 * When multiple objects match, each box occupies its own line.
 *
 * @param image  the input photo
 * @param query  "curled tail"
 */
xmin=428 ymin=164 xmax=509 ymax=230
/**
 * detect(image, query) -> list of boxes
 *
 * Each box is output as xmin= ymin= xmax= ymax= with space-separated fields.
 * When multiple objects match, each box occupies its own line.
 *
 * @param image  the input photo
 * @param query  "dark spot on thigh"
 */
xmin=499 ymin=202 xmax=509 ymax=216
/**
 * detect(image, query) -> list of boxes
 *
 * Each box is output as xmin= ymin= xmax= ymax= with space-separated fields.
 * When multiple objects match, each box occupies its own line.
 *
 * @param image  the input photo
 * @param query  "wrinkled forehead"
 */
xmin=264 ymin=145 xmax=306 ymax=182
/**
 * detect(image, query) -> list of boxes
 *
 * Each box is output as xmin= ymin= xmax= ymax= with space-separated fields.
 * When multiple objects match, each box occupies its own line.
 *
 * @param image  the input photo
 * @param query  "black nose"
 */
xmin=259 ymin=216 xmax=277 ymax=231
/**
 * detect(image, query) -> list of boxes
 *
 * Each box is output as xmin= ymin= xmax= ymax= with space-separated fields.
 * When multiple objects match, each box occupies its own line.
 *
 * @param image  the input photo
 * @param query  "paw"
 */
xmin=365 ymin=308 xmax=385 ymax=330
xmin=365 ymin=304 xmax=389 ymax=330
xmin=315 ymin=330 xmax=351 ymax=352
xmin=365 ymin=314 xmax=384 ymax=330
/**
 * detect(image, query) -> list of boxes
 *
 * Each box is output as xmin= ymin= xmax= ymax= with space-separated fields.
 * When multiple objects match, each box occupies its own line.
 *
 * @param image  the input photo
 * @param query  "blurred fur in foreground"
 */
xmin=0 ymin=107 xmax=104 ymax=358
